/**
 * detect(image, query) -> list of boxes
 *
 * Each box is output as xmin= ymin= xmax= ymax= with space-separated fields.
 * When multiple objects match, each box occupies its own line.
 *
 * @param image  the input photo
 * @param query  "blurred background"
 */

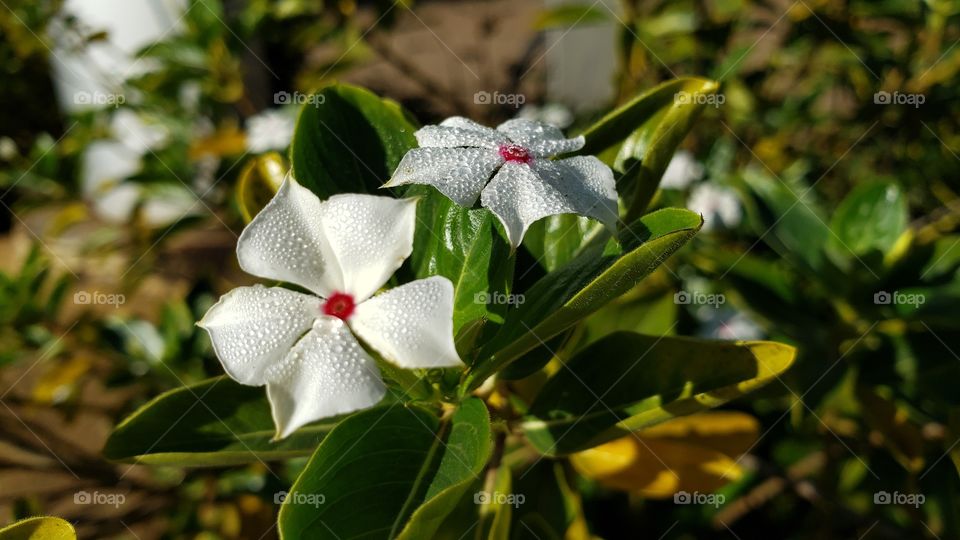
xmin=2 ymin=0 xmax=960 ymax=538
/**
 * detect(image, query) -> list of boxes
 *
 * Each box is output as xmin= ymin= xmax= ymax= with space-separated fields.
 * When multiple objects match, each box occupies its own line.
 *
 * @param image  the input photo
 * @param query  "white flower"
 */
xmin=245 ymin=109 xmax=296 ymax=153
xmin=696 ymin=308 xmax=764 ymax=341
xmin=517 ymin=103 xmax=574 ymax=129
xmin=660 ymin=150 xmax=704 ymax=190
xmin=110 ymin=109 xmax=169 ymax=154
xmin=385 ymin=117 xmax=618 ymax=247
xmin=198 ymin=177 xmax=462 ymax=438
xmin=80 ymin=141 xmax=143 ymax=223
xmin=688 ymin=184 xmax=741 ymax=231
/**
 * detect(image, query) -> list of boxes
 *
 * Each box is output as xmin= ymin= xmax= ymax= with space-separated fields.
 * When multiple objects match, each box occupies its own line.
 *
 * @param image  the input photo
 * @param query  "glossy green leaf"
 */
xmin=614 ymin=78 xmax=721 ymax=220
xmin=464 ymin=208 xmax=702 ymax=390
xmin=827 ymin=182 xmax=908 ymax=267
xmin=279 ymin=399 xmax=491 ymax=539
xmin=407 ymin=188 xmax=514 ymax=335
xmin=522 ymin=332 xmax=796 ymax=456
xmin=696 ymin=247 xmax=819 ymax=335
xmin=104 ymin=376 xmax=343 ymax=466
xmin=919 ymin=234 xmax=960 ymax=281
xmin=581 ymin=289 xmax=678 ymax=345
xmin=742 ymin=166 xmax=831 ymax=272
xmin=289 ymin=83 xmax=417 ymax=199
xmin=577 ymin=77 xmax=719 ymax=157
xmin=0 ymin=517 xmax=76 ymax=540
xmin=522 ymin=214 xmax=602 ymax=273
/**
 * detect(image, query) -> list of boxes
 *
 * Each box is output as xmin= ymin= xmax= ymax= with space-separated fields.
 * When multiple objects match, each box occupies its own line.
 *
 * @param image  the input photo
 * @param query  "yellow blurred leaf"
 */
xmin=189 ymin=124 xmax=248 ymax=160
xmin=570 ymin=411 xmax=759 ymax=498
xmin=236 ymin=152 xmax=287 ymax=223
xmin=858 ymin=387 xmax=925 ymax=473
xmin=32 ymin=356 xmax=92 ymax=405
xmin=0 ymin=516 xmax=77 ymax=540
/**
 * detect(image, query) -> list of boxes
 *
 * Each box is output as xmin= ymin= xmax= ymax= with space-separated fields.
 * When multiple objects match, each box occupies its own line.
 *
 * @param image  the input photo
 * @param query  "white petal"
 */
xmin=415 ymin=120 xmax=508 ymax=149
xmin=496 ymin=118 xmax=584 ymax=157
xmin=265 ymin=317 xmax=386 ymax=439
xmin=198 ymin=285 xmax=321 ymax=386
xmin=384 ymin=147 xmax=503 ymax=206
xmin=350 ymin=276 xmax=463 ymax=369
xmin=319 ymin=194 xmax=417 ymax=301
xmin=659 ymin=150 xmax=703 ymax=190
xmin=540 ymin=156 xmax=619 ymax=229
xmin=440 ymin=116 xmax=498 ymax=132
xmin=481 ymin=157 xmax=618 ymax=247
xmin=237 ymin=177 xmax=342 ymax=296
xmin=110 ymin=109 xmax=169 ymax=153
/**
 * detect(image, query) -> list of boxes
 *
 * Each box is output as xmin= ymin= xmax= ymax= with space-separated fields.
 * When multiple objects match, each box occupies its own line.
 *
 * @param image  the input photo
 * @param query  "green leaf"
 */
xmin=104 ymin=376 xmax=343 ymax=466
xmin=919 ymin=235 xmax=960 ymax=281
xmin=397 ymin=398 xmax=492 ymax=539
xmin=279 ymin=399 xmax=491 ymax=539
xmin=742 ymin=166 xmax=831 ymax=272
xmin=522 ymin=333 xmax=796 ymax=456
xmin=407 ymin=188 xmax=514 ymax=335
xmin=697 ymin=248 xmax=819 ymax=334
xmin=580 ymin=290 xmax=678 ymax=345
xmin=510 ymin=462 xmax=583 ymax=539
xmin=289 ymin=83 xmax=417 ymax=199
xmin=522 ymin=214 xmax=601 ymax=273
xmin=464 ymin=208 xmax=702 ymax=390
xmin=614 ymin=78 xmax=721 ymax=220
xmin=0 ymin=517 xmax=76 ymax=540
xmin=827 ymin=182 xmax=908 ymax=267
xmin=577 ymin=77 xmax=719 ymax=157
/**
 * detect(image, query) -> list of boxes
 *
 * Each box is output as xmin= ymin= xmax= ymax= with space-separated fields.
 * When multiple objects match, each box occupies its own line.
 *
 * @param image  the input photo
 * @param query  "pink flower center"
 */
xmin=498 ymin=144 xmax=532 ymax=165
xmin=322 ymin=292 xmax=356 ymax=320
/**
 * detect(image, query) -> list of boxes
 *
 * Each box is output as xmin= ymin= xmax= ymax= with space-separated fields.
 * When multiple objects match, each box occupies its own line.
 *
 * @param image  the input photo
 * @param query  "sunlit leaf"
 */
xmin=464 ymin=208 xmax=702 ymax=390
xmin=0 ymin=516 xmax=76 ymax=540
xmin=522 ymin=333 xmax=796 ymax=456
xmin=236 ymin=152 xmax=286 ymax=223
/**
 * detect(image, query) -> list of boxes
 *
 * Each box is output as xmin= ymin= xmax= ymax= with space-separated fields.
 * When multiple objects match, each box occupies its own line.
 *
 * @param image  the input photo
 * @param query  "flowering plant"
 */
xmin=106 ymin=82 xmax=796 ymax=538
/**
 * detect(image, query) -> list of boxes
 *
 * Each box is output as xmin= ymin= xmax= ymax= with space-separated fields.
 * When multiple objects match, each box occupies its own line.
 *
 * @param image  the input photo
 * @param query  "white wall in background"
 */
xmin=50 ymin=0 xmax=187 ymax=112
xmin=544 ymin=0 xmax=620 ymax=113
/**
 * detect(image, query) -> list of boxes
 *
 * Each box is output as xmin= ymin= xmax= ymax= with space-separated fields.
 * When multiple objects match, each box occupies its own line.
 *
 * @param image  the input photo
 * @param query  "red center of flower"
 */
xmin=322 ymin=292 xmax=356 ymax=320
xmin=498 ymin=144 xmax=533 ymax=165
